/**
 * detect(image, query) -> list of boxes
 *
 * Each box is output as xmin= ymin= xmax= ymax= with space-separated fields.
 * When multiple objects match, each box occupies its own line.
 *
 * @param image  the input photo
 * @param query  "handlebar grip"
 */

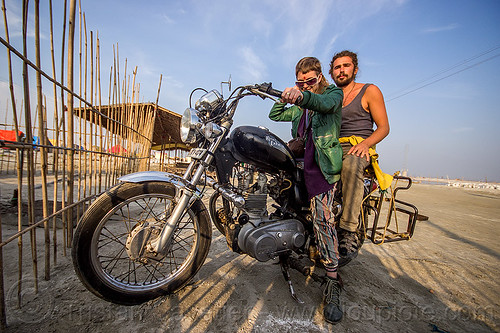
xmin=258 ymin=82 xmax=282 ymax=98
xmin=268 ymin=88 xmax=283 ymax=98
xmin=258 ymin=82 xmax=302 ymax=104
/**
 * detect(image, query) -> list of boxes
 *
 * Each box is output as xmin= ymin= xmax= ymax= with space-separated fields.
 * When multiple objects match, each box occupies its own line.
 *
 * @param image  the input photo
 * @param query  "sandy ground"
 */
xmin=0 ymin=182 xmax=498 ymax=332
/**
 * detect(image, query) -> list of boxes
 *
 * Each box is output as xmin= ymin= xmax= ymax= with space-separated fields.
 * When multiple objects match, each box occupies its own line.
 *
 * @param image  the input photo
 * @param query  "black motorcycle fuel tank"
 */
xmin=230 ymin=126 xmax=296 ymax=174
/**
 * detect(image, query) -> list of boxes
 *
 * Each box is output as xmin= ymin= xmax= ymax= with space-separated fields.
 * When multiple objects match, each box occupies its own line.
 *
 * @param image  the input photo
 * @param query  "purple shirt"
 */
xmin=298 ymin=111 xmax=335 ymax=200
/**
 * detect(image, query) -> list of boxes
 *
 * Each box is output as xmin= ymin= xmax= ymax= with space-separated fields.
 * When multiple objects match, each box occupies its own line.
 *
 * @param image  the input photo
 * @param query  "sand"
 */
xmin=0 ymin=182 xmax=498 ymax=332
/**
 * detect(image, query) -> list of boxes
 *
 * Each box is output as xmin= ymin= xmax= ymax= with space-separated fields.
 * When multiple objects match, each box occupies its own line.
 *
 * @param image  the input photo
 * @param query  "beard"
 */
xmin=334 ymin=73 xmax=356 ymax=87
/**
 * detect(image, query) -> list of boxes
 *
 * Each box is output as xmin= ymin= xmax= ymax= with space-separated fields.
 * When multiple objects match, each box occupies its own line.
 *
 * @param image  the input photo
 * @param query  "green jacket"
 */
xmin=269 ymin=84 xmax=343 ymax=183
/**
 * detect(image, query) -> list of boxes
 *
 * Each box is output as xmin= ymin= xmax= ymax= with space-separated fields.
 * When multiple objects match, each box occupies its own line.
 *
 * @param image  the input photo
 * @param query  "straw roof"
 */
xmin=74 ymin=103 xmax=189 ymax=150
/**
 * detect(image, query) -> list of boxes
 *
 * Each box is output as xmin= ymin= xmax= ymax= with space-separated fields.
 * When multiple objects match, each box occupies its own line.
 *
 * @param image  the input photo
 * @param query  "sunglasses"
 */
xmin=295 ymin=76 xmax=319 ymax=88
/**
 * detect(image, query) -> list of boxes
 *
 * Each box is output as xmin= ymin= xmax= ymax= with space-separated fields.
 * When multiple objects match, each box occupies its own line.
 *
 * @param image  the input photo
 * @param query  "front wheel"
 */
xmin=72 ymin=181 xmax=212 ymax=305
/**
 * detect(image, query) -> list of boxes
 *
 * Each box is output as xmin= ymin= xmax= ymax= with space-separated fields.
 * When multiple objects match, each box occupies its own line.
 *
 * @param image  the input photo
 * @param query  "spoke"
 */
xmin=149 ymin=262 xmax=168 ymax=282
xmin=171 ymin=235 xmax=194 ymax=253
xmin=168 ymin=250 xmax=179 ymax=274
xmin=98 ymin=255 xmax=130 ymax=264
xmin=93 ymin=192 xmax=201 ymax=289
xmin=120 ymin=205 xmax=141 ymax=232
xmin=102 ymin=245 xmax=128 ymax=272
xmin=114 ymin=264 xmax=139 ymax=284
xmin=134 ymin=197 xmax=169 ymax=224
xmin=142 ymin=262 xmax=161 ymax=284
xmin=99 ymin=227 xmax=128 ymax=248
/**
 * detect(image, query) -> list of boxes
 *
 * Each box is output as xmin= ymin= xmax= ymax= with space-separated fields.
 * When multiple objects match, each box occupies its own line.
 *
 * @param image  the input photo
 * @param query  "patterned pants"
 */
xmin=310 ymin=183 xmax=340 ymax=273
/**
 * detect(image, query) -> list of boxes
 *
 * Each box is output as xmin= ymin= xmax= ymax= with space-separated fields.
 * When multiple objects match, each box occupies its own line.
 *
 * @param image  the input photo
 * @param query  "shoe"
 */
xmin=323 ymin=275 xmax=343 ymax=324
xmin=339 ymin=229 xmax=359 ymax=261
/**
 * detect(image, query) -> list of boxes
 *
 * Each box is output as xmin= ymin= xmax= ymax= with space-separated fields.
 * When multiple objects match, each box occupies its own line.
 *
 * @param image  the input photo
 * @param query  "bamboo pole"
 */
xmin=83 ymin=12 xmax=88 ymax=204
xmin=97 ymin=33 xmax=103 ymax=193
xmin=128 ymin=67 xmax=138 ymax=173
xmin=49 ymin=0 xmax=60 ymax=264
xmin=105 ymin=65 xmax=112 ymax=188
xmin=66 ymin=0 xmax=76 ymax=246
xmin=35 ymin=0 xmax=50 ymax=281
xmin=59 ymin=0 xmax=68 ymax=257
xmin=42 ymin=98 xmax=51 ymax=281
xmin=89 ymin=29 xmax=95 ymax=198
xmin=1 ymin=0 xmax=19 ymax=324
xmin=22 ymin=0 xmax=39 ymax=296
xmin=118 ymin=56 xmax=126 ymax=176
xmin=111 ymin=45 xmax=119 ymax=184
xmin=2 ymin=0 xmax=25 ymax=269
xmin=76 ymin=0 xmax=82 ymax=223
xmin=0 ymin=109 xmax=6 ymax=174
xmin=149 ymin=74 xmax=162 ymax=171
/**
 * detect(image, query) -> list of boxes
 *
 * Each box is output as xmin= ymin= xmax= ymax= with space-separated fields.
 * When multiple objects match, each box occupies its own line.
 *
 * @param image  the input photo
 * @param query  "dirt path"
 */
xmin=0 ymin=183 xmax=498 ymax=332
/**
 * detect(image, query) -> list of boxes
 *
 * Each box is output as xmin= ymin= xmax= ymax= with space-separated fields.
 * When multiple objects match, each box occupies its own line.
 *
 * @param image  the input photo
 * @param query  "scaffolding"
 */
xmin=0 ymin=0 xmax=185 ymax=327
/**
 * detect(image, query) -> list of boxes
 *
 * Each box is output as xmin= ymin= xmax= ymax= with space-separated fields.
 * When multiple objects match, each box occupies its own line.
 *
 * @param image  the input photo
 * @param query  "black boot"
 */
xmin=323 ymin=275 xmax=343 ymax=324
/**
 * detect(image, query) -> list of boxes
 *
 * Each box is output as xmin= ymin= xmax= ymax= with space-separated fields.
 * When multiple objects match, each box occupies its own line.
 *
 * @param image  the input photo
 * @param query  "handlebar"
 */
xmin=256 ymin=82 xmax=302 ymax=105
xmin=257 ymin=82 xmax=283 ymax=98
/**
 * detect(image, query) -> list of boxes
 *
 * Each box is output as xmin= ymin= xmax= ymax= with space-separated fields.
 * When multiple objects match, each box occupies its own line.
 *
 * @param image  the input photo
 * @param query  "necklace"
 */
xmin=342 ymin=82 xmax=356 ymax=106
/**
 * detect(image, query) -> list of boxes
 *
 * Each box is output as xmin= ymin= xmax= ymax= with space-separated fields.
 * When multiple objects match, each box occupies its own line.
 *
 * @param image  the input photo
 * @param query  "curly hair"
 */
xmin=295 ymin=57 xmax=329 ymax=92
xmin=329 ymin=50 xmax=358 ymax=79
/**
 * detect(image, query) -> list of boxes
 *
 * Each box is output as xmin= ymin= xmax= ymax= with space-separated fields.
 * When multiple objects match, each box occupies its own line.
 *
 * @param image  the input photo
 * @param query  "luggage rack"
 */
xmin=362 ymin=175 xmax=428 ymax=245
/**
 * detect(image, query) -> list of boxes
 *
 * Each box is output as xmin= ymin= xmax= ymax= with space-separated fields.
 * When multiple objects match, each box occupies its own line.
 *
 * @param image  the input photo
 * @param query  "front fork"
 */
xmin=148 ymin=128 xmax=229 ymax=255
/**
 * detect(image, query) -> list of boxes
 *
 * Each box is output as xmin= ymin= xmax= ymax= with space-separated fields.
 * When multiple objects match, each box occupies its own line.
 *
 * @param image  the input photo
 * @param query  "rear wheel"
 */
xmin=72 ymin=181 xmax=211 ymax=305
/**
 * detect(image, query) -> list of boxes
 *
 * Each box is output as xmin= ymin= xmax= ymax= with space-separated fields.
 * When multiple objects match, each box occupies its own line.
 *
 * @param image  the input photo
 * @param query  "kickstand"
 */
xmin=279 ymin=255 xmax=304 ymax=304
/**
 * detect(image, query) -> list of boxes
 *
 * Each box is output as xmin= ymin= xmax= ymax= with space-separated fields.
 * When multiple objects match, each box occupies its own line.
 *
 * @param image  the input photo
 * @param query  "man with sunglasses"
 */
xmin=329 ymin=50 xmax=390 ymax=262
xmin=269 ymin=57 xmax=345 ymax=324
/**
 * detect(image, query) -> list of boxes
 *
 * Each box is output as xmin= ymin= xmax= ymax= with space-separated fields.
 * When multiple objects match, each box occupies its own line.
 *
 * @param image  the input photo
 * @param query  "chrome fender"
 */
xmin=119 ymin=171 xmax=202 ymax=197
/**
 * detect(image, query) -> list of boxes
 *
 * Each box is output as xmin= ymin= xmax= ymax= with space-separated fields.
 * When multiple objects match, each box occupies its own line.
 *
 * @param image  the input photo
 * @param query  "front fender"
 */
xmin=119 ymin=171 xmax=202 ymax=196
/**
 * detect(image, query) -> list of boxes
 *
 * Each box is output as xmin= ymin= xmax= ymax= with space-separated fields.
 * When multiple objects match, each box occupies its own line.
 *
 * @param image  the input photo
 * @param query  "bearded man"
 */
xmin=329 ymin=50 xmax=390 ymax=262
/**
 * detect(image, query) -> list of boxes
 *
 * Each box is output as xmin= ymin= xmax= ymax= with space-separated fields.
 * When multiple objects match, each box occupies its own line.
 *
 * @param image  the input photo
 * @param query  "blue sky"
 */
xmin=1 ymin=0 xmax=500 ymax=181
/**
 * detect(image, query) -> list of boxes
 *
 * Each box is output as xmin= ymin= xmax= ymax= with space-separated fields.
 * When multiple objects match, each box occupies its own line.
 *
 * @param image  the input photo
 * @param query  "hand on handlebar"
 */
xmin=282 ymin=87 xmax=303 ymax=105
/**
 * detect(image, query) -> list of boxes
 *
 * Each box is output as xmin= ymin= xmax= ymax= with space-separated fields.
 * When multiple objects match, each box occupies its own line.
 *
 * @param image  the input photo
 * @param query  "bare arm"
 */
xmin=348 ymin=84 xmax=390 ymax=161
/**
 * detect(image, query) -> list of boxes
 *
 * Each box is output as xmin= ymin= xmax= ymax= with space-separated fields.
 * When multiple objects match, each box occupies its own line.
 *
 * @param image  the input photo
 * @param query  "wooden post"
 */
xmin=35 ymin=0 xmax=50 ymax=281
xmin=66 ymin=0 xmax=76 ymax=245
xmin=22 ymin=0 xmax=38 ymax=295
xmin=60 ymin=0 xmax=68 ymax=257
xmin=49 ymin=0 xmax=60 ymax=264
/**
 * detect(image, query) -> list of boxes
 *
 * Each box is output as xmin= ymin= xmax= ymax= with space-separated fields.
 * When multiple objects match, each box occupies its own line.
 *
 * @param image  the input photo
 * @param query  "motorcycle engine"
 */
xmin=238 ymin=218 xmax=305 ymax=262
xmin=232 ymin=168 xmax=306 ymax=262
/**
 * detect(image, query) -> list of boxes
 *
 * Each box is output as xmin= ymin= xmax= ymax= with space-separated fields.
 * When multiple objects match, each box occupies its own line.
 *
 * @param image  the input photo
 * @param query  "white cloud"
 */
xmin=239 ymin=46 xmax=267 ymax=82
xmin=163 ymin=75 xmax=183 ymax=89
xmin=279 ymin=0 xmax=333 ymax=64
xmin=3 ymin=0 xmax=24 ymax=38
xmin=275 ymin=0 xmax=406 ymax=65
xmin=422 ymin=23 xmax=460 ymax=34
xmin=161 ymin=14 xmax=176 ymax=25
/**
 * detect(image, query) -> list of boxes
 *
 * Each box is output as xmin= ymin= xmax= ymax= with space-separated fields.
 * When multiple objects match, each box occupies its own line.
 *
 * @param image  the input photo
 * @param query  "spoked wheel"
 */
xmin=208 ymin=191 xmax=234 ymax=235
xmin=72 ymin=181 xmax=211 ymax=305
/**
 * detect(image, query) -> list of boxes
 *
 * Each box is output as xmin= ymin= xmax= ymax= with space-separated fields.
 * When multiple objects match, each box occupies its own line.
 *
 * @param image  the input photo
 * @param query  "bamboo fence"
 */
xmin=0 ymin=0 xmax=170 ymax=328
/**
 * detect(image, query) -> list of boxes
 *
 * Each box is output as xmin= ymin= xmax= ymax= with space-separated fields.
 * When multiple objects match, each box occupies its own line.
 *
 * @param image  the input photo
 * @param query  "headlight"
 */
xmin=195 ymin=90 xmax=223 ymax=112
xmin=180 ymin=108 xmax=201 ymax=143
xmin=202 ymin=122 xmax=223 ymax=140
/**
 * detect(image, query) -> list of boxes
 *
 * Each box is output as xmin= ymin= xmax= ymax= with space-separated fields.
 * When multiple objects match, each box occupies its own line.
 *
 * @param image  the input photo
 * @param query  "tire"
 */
xmin=208 ymin=191 xmax=232 ymax=235
xmin=72 ymin=181 xmax=212 ymax=305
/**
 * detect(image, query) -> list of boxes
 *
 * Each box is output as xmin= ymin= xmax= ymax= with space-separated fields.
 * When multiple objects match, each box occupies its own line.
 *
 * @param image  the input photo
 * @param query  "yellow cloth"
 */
xmin=339 ymin=135 xmax=393 ymax=191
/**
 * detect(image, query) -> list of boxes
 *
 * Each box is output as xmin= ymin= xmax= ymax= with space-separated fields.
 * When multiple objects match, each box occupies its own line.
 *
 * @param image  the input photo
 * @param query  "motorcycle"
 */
xmin=72 ymin=82 xmax=424 ymax=305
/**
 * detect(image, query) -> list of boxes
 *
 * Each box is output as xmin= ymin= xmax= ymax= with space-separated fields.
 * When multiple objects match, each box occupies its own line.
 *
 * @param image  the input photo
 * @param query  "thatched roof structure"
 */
xmin=74 ymin=103 xmax=189 ymax=151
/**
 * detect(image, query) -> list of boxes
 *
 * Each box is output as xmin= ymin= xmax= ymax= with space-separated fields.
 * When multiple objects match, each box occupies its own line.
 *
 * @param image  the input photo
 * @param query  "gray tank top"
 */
xmin=340 ymin=83 xmax=374 ymax=139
